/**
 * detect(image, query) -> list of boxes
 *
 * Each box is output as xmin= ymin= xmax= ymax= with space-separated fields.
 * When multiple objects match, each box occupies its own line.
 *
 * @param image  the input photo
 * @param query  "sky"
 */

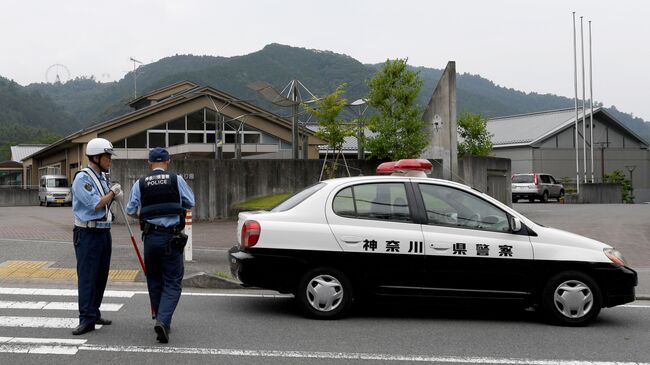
xmin=2 ymin=0 xmax=649 ymax=121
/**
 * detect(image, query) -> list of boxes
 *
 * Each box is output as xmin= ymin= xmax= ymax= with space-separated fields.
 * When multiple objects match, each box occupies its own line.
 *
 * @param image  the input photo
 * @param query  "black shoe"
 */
xmin=72 ymin=323 xmax=95 ymax=335
xmin=154 ymin=321 xmax=169 ymax=343
xmin=95 ymin=318 xmax=112 ymax=325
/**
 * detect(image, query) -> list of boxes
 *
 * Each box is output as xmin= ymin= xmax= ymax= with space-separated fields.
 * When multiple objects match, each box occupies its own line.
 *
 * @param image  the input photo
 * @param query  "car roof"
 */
xmin=321 ymin=175 xmax=477 ymax=191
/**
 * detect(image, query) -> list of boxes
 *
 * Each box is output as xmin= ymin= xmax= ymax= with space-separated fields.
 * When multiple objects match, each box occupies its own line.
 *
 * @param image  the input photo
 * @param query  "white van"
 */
xmin=39 ymin=175 xmax=71 ymax=207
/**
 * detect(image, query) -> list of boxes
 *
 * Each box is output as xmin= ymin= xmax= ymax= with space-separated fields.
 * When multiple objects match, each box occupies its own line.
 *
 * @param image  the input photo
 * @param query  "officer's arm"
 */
xmin=95 ymin=190 xmax=115 ymax=210
xmin=126 ymin=181 xmax=140 ymax=218
xmin=177 ymin=176 xmax=195 ymax=209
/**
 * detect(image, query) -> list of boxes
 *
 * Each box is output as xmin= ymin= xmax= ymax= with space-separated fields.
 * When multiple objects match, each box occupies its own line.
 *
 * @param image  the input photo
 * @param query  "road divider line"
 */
xmin=0 ymin=337 xmax=86 ymax=345
xmin=0 ymin=301 xmax=122 ymax=311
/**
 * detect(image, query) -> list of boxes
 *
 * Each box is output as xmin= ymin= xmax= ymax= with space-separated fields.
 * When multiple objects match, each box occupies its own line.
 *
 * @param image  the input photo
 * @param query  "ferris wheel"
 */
xmin=45 ymin=64 xmax=71 ymax=84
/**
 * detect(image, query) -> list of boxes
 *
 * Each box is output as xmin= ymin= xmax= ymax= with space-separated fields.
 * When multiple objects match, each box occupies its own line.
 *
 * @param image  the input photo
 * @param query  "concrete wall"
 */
xmin=578 ymin=183 xmax=622 ymax=204
xmin=0 ymin=189 xmax=38 ymax=207
xmin=458 ymin=156 xmax=512 ymax=206
xmin=110 ymin=159 xmax=378 ymax=221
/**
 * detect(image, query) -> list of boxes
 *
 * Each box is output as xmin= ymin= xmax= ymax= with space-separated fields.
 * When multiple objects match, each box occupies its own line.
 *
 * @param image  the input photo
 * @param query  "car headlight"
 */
xmin=604 ymin=248 xmax=627 ymax=267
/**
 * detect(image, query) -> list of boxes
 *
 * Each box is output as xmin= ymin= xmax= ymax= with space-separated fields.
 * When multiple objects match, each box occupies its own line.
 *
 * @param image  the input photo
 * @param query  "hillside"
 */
xmin=4 ymin=43 xmax=650 ymax=145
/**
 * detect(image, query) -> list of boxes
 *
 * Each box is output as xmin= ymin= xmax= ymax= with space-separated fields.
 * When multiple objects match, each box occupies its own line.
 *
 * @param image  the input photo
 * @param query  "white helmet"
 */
xmin=86 ymin=138 xmax=116 ymax=156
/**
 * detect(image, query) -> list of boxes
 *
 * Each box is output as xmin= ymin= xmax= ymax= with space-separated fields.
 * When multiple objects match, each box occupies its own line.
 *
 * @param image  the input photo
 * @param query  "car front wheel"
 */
xmin=541 ymin=271 xmax=601 ymax=326
xmin=296 ymin=267 xmax=353 ymax=319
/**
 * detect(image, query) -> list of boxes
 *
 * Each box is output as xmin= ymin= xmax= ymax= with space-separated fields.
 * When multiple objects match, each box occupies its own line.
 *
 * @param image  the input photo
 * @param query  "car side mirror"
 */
xmin=511 ymin=216 xmax=522 ymax=232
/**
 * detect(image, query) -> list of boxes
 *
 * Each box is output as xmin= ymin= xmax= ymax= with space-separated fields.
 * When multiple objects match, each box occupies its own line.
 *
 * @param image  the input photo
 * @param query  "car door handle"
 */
xmin=430 ymin=243 xmax=451 ymax=250
xmin=341 ymin=236 xmax=362 ymax=244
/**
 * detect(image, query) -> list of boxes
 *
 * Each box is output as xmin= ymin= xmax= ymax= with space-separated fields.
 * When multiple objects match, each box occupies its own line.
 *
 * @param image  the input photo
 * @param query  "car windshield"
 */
xmin=512 ymin=175 xmax=533 ymax=183
xmin=271 ymin=183 xmax=325 ymax=212
xmin=46 ymin=178 xmax=69 ymax=188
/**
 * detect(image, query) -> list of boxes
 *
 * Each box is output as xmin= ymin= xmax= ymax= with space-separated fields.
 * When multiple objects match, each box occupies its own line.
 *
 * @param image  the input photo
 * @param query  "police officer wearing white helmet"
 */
xmin=71 ymin=137 xmax=122 ymax=335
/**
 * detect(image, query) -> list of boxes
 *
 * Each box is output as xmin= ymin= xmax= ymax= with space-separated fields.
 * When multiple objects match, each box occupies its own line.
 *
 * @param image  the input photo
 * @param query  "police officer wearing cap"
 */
xmin=126 ymin=147 xmax=194 ymax=343
xmin=71 ymin=137 xmax=123 ymax=335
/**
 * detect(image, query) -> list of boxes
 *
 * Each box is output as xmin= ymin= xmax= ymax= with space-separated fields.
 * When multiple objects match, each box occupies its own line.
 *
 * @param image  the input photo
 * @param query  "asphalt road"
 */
xmin=1 ymin=283 xmax=649 ymax=364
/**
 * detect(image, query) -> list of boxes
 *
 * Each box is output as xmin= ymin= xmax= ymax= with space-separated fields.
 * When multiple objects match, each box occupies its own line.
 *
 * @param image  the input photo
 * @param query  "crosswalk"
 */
xmin=0 ymin=287 xmax=134 ymax=355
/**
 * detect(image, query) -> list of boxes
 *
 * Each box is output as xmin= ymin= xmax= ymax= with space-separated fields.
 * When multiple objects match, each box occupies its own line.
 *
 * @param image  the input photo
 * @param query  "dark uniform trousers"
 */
xmin=73 ymin=226 xmax=112 ymax=325
xmin=143 ymin=230 xmax=184 ymax=327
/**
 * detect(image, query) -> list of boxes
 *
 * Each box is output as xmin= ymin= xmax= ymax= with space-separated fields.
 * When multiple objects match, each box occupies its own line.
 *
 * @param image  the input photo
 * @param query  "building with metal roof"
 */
xmin=20 ymin=81 xmax=325 ymax=188
xmin=487 ymin=107 xmax=649 ymax=202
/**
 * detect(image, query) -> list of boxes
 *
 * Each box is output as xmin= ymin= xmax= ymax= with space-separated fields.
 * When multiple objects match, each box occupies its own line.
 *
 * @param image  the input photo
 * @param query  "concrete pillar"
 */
xmin=420 ymin=61 xmax=458 ymax=181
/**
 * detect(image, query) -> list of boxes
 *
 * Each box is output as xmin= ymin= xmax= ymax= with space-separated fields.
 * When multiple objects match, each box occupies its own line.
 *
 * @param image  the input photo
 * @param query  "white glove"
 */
xmin=109 ymin=183 xmax=123 ymax=198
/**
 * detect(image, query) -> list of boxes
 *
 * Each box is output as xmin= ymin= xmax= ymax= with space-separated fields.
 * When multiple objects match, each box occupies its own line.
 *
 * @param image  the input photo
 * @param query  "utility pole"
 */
xmin=129 ymin=57 xmax=143 ymax=99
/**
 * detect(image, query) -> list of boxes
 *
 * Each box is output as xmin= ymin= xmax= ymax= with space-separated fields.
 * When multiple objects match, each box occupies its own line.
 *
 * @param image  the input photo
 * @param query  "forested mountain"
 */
xmin=1 ymin=43 xmax=649 ymax=162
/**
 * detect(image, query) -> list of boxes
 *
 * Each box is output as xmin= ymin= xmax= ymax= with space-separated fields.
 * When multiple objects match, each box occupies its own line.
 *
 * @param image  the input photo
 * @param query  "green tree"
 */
xmin=604 ymin=170 xmax=634 ymax=203
xmin=364 ymin=59 xmax=427 ymax=160
xmin=304 ymin=84 xmax=354 ymax=178
xmin=457 ymin=112 xmax=493 ymax=157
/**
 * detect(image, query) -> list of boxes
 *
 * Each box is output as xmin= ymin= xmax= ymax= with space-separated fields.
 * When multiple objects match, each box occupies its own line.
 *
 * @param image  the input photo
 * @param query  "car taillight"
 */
xmin=534 ymin=174 xmax=539 ymax=185
xmin=241 ymin=220 xmax=261 ymax=248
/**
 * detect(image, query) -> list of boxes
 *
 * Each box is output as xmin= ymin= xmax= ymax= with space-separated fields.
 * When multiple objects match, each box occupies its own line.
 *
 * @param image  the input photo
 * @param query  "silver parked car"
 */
xmin=39 ymin=175 xmax=72 ymax=207
xmin=512 ymin=173 xmax=564 ymax=203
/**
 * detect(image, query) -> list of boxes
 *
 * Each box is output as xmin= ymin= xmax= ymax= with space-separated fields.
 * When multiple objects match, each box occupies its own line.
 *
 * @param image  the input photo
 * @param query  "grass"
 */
xmin=213 ymin=271 xmax=233 ymax=280
xmin=233 ymin=193 xmax=292 ymax=210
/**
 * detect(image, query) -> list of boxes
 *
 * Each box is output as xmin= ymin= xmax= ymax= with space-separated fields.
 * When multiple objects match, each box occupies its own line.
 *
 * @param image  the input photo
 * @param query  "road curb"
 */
xmin=182 ymin=272 xmax=242 ymax=289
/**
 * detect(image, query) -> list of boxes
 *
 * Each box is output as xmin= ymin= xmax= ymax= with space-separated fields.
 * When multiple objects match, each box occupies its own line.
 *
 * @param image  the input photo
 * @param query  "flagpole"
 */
xmin=573 ymin=12 xmax=580 ymax=194
xmin=589 ymin=20 xmax=595 ymax=183
xmin=580 ymin=16 xmax=587 ymax=184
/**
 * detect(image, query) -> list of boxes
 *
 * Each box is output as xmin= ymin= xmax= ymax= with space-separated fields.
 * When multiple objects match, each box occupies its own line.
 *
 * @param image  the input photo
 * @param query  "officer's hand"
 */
xmin=109 ymin=183 xmax=123 ymax=198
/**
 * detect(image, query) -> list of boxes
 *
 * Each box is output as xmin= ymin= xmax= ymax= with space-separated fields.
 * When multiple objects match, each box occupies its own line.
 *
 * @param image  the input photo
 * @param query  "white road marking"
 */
xmin=0 ymin=316 xmax=102 ymax=329
xmin=621 ymin=304 xmax=650 ymax=308
xmin=0 ymin=301 xmax=122 ymax=311
xmin=0 ymin=287 xmax=134 ymax=298
xmin=82 ymin=344 xmax=650 ymax=363
xmin=0 ymin=344 xmax=79 ymax=355
xmin=0 ymin=337 xmax=86 ymax=345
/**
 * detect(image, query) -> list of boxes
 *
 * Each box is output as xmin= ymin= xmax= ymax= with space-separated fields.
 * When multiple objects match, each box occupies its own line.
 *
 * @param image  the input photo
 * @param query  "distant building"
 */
xmin=21 ymin=81 xmax=325 ymax=187
xmin=487 ymin=108 xmax=650 ymax=202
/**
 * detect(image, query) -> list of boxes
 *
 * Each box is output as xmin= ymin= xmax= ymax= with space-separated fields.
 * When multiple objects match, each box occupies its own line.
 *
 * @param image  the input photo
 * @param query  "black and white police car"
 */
xmin=229 ymin=159 xmax=637 ymax=326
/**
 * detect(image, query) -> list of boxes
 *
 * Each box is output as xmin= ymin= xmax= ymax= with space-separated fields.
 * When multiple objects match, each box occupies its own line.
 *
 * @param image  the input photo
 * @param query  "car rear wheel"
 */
xmin=541 ymin=271 xmax=601 ymax=326
xmin=296 ymin=267 xmax=353 ymax=319
xmin=541 ymin=191 xmax=549 ymax=203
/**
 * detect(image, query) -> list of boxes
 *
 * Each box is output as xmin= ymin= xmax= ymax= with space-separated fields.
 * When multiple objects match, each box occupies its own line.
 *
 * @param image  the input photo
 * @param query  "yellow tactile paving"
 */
xmin=0 ymin=260 xmax=138 ymax=281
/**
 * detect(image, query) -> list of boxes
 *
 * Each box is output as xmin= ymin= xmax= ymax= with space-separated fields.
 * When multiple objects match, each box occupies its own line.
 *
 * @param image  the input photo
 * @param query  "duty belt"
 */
xmin=74 ymin=218 xmax=111 ymax=229
xmin=143 ymin=223 xmax=180 ymax=234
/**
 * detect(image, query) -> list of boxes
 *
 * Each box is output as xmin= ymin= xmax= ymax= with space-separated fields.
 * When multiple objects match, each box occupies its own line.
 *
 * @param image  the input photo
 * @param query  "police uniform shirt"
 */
xmin=72 ymin=167 xmax=110 ymax=222
xmin=126 ymin=168 xmax=195 ymax=228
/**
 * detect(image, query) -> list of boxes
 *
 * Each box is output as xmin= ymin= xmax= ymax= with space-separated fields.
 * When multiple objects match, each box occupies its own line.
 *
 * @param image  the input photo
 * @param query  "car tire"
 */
xmin=296 ymin=267 xmax=353 ymax=320
xmin=541 ymin=271 xmax=602 ymax=326
xmin=541 ymin=191 xmax=549 ymax=203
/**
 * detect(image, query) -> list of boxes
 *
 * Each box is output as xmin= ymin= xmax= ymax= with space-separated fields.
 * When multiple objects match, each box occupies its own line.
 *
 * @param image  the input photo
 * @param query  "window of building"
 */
xmin=168 ymin=132 xmax=185 ymax=146
xmin=206 ymin=132 xmax=216 ymax=144
xmin=127 ymin=131 xmax=147 ymax=148
xmin=243 ymin=133 xmax=260 ymax=144
xmin=149 ymin=132 xmax=166 ymax=148
xmin=187 ymin=110 xmax=205 ymax=130
xmin=188 ymin=133 xmax=204 ymax=143
xmin=113 ymin=139 xmax=126 ymax=148
xmin=168 ymin=117 xmax=185 ymax=130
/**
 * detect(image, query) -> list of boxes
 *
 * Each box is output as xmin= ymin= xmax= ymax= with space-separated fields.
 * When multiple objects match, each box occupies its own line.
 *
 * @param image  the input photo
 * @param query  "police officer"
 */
xmin=71 ymin=137 xmax=122 ymax=335
xmin=126 ymin=147 xmax=195 ymax=343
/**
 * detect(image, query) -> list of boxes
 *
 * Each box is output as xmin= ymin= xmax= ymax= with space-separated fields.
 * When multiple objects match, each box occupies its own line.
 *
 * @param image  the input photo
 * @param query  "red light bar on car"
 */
xmin=376 ymin=161 xmax=398 ymax=174
xmin=376 ymin=159 xmax=432 ymax=177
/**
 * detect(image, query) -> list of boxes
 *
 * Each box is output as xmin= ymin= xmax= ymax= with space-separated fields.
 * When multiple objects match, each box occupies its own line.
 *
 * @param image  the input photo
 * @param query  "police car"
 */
xmin=229 ymin=159 xmax=637 ymax=326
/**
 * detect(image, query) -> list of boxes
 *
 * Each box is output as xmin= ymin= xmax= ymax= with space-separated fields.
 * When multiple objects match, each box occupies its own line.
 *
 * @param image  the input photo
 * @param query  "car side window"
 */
xmin=418 ymin=184 xmax=510 ymax=233
xmin=332 ymin=183 xmax=412 ymax=222
xmin=540 ymin=175 xmax=551 ymax=184
xmin=549 ymin=176 xmax=558 ymax=184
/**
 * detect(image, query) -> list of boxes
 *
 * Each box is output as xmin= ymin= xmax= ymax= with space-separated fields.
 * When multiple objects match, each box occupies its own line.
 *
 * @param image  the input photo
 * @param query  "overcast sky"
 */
xmin=2 ymin=0 xmax=649 ymax=120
